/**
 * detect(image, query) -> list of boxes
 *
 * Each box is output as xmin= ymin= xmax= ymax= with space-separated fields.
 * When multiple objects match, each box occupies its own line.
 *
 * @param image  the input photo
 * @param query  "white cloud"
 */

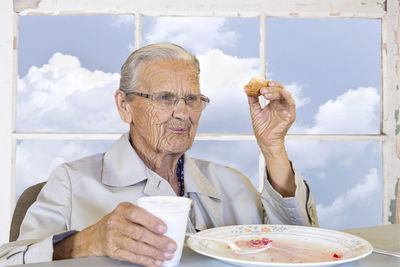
xmin=285 ymin=83 xmax=310 ymax=109
xmin=196 ymin=49 xmax=258 ymax=132
xmin=111 ymin=15 xmax=134 ymax=27
xmin=316 ymin=168 xmax=379 ymax=229
xmin=17 ymin=53 xmax=126 ymax=132
xmin=307 ymin=87 xmax=379 ymax=134
xmin=197 ymin=49 xmax=310 ymax=132
xmin=287 ymin=86 xmax=380 ymax=171
xmin=145 ymin=17 xmax=238 ymax=54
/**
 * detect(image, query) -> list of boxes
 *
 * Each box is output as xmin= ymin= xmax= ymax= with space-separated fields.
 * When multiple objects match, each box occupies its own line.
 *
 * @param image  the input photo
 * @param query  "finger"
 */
xmin=260 ymin=86 xmax=283 ymax=101
xmin=246 ymin=95 xmax=263 ymax=115
xmin=116 ymin=235 xmax=174 ymax=261
xmin=268 ymin=81 xmax=285 ymax=89
xmin=121 ymin=221 xmax=176 ymax=252
xmin=281 ymin=88 xmax=296 ymax=109
xmin=119 ymin=202 xmax=167 ymax=235
xmin=110 ymin=248 xmax=164 ymax=267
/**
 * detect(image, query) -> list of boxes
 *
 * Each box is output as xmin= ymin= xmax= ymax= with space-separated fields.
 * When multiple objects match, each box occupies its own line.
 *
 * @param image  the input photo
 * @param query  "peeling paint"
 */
xmin=396 ymin=109 xmax=400 ymax=135
xmin=397 ymin=132 xmax=400 ymax=159
xmin=13 ymin=0 xmax=41 ymax=12
xmin=388 ymin=178 xmax=400 ymax=224
xmin=12 ymin=37 xmax=17 ymax=50
xmin=13 ymin=0 xmax=387 ymax=18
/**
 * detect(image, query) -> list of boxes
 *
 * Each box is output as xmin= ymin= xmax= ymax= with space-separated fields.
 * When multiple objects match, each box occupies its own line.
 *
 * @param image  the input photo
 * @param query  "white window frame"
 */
xmin=1 ymin=0 xmax=399 ymax=244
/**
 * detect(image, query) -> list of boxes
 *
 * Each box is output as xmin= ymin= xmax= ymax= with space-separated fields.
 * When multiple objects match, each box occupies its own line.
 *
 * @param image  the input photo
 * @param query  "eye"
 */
xmin=186 ymin=95 xmax=198 ymax=102
xmin=159 ymin=93 xmax=175 ymax=101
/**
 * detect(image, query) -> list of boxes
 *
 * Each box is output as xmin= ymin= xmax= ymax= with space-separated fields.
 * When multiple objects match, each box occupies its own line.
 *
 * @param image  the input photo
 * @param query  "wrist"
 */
xmin=260 ymin=142 xmax=286 ymax=158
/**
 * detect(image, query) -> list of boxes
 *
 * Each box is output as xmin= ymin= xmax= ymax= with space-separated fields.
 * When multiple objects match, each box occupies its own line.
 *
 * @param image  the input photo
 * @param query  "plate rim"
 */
xmin=187 ymin=224 xmax=373 ymax=267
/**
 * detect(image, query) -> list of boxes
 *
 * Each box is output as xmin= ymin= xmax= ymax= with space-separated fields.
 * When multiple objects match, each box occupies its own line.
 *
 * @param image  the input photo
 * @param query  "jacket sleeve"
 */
xmin=0 ymin=164 xmax=75 ymax=265
xmin=261 ymin=164 xmax=319 ymax=227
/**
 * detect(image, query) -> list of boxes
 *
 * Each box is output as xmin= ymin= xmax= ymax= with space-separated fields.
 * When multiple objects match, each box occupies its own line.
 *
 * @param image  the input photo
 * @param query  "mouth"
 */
xmin=168 ymin=127 xmax=188 ymax=133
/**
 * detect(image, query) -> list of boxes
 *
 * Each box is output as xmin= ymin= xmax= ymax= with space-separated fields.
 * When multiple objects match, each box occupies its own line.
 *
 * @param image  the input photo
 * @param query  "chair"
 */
xmin=9 ymin=182 xmax=46 ymax=242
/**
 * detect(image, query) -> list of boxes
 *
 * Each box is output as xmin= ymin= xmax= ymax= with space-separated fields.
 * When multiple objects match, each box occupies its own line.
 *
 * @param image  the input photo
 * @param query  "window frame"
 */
xmin=0 ymin=0 xmax=399 ymax=243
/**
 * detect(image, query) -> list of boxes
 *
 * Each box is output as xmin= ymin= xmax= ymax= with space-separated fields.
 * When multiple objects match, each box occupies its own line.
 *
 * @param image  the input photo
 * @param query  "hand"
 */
xmin=53 ymin=202 xmax=176 ymax=267
xmin=246 ymin=81 xmax=296 ymax=152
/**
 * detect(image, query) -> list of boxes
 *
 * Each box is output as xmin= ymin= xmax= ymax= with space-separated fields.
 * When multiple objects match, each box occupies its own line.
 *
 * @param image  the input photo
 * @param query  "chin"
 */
xmin=162 ymin=140 xmax=193 ymax=154
xmin=165 ymin=144 xmax=190 ymax=154
xmin=162 ymin=135 xmax=194 ymax=154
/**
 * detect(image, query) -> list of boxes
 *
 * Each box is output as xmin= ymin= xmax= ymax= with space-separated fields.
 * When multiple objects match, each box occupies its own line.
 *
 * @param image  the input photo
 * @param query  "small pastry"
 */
xmin=244 ymin=77 xmax=269 ymax=97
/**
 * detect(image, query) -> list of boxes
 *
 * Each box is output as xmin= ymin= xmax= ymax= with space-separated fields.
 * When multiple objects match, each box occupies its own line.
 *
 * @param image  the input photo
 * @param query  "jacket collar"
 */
xmin=101 ymin=133 xmax=221 ymax=200
xmin=101 ymin=133 xmax=147 ymax=187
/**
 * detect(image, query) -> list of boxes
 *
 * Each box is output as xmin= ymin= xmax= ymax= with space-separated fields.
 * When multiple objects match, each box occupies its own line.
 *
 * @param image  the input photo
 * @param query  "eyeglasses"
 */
xmin=126 ymin=91 xmax=210 ymax=111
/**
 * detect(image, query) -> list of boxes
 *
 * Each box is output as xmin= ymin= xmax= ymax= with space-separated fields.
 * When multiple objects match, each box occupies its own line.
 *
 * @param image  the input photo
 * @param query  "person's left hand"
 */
xmin=246 ymin=81 xmax=296 ymax=153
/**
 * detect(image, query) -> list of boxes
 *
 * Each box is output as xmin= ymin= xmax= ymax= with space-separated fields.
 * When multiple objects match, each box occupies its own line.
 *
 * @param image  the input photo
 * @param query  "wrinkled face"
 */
xmin=130 ymin=58 xmax=202 ymax=155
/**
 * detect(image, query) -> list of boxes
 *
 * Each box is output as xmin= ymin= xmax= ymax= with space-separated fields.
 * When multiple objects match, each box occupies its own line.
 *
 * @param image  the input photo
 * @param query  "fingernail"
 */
xmin=157 ymin=224 xmax=167 ymax=233
xmin=167 ymin=243 xmax=176 ymax=252
xmin=155 ymin=260 xmax=163 ymax=266
xmin=266 ymin=93 xmax=273 ymax=98
xmin=164 ymin=252 xmax=174 ymax=259
xmin=269 ymin=81 xmax=275 ymax=86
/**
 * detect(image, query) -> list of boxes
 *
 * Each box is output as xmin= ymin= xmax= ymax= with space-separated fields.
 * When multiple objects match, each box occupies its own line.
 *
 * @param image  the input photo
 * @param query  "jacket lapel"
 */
xmin=184 ymin=155 xmax=224 ymax=231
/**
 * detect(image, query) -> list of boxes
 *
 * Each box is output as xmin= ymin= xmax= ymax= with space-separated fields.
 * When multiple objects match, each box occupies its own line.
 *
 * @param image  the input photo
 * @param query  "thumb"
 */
xmin=247 ymin=94 xmax=262 ymax=114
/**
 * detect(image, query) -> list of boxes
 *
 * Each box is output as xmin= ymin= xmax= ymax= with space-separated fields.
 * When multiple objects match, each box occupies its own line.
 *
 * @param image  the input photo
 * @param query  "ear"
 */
xmin=115 ymin=90 xmax=133 ymax=124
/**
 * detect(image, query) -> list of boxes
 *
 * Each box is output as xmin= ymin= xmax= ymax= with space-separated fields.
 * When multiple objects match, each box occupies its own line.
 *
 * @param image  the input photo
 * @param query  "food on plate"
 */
xmin=333 ymin=253 xmax=342 ymax=259
xmin=247 ymin=238 xmax=272 ymax=248
xmin=231 ymin=237 xmax=272 ymax=250
xmin=244 ymin=77 xmax=269 ymax=97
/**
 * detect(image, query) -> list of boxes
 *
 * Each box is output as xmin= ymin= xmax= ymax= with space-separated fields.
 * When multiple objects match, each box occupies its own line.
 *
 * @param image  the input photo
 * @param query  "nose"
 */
xmin=172 ymin=98 xmax=189 ymax=120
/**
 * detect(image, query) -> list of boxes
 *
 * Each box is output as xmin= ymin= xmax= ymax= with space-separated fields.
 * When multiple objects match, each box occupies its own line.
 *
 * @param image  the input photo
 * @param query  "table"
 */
xmin=13 ymin=225 xmax=400 ymax=267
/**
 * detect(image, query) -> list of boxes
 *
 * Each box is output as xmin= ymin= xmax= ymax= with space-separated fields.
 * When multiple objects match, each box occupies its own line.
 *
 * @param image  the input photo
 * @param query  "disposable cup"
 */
xmin=136 ymin=196 xmax=192 ymax=266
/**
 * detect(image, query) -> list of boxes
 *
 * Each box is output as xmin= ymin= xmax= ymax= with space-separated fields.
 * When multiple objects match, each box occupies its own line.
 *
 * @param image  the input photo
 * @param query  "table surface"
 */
xmin=15 ymin=224 xmax=400 ymax=267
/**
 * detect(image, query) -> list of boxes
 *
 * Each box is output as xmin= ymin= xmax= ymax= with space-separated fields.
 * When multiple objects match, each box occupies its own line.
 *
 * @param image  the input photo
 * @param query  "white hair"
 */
xmin=119 ymin=43 xmax=200 ymax=97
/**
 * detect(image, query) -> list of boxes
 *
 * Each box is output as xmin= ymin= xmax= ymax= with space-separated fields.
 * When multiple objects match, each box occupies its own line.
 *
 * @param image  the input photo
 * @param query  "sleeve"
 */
xmin=0 ymin=164 xmax=76 ymax=265
xmin=261 ymin=164 xmax=319 ymax=227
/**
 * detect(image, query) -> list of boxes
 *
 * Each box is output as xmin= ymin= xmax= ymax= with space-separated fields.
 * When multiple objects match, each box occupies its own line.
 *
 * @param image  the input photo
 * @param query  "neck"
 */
xmin=129 ymin=129 xmax=182 ymax=184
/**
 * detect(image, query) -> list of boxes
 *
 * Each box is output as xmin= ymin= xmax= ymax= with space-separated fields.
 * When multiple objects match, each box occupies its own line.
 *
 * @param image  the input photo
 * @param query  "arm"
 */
xmin=245 ymin=81 xmax=318 ymax=226
xmin=246 ymin=81 xmax=296 ymax=197
xmin=0 ymin=164 xmax=176 ymax=267
xmin=52 ymin=202 xmax=176 ymax=267
xmin=0 ymin=165 xmax=74 ymax=265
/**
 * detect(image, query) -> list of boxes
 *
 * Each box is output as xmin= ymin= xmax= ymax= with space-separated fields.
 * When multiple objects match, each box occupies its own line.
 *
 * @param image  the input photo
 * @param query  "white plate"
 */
xmin=186 ymin=224 xmax=372 ymax=267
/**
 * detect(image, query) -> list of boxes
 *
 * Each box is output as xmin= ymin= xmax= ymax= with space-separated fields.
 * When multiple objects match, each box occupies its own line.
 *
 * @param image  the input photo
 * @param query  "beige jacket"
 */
xmin=0 ymin=133 xmax=318 ymax=265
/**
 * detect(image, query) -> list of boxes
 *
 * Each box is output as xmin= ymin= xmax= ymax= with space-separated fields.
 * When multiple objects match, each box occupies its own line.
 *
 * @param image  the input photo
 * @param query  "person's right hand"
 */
xmin=54 ymin=202 xmax=176 ymax=267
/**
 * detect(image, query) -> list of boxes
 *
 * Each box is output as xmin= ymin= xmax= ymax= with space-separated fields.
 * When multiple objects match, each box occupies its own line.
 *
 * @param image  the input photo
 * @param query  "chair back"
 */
xmin=9 ymin=182 xmax=46 ymax=242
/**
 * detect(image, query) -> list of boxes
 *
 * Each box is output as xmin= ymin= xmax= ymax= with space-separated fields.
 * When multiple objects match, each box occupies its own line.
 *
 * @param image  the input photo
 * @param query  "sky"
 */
xmin=16 ymin=15 xmax=382 ymax=230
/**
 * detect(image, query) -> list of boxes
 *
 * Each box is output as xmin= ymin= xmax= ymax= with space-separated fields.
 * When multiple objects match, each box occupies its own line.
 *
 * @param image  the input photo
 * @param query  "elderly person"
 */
xmin=0 ymin=43 xmax=318 ymax=267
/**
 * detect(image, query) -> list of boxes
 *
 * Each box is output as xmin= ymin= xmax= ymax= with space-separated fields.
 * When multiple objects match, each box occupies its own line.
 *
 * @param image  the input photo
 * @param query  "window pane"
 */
xmin=17 ymin=15 xmax=134 ymax=132
xmin=188 ymin=140 xmax=260 ymax=188
xmin=16 ymin=140 xmax=114 ymax=201
xmin=286 ymin=140 xmax=382 ymax=229
xmin=267 ymin=19 xmax=381 ymax=134
xmin=143 ymin=17 xmax=259 ymax=133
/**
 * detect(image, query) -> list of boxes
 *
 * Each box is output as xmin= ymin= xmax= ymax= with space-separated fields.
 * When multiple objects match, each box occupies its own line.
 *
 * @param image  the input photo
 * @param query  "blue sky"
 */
xmin=16 ymin=15 xmax=382 ymax=230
